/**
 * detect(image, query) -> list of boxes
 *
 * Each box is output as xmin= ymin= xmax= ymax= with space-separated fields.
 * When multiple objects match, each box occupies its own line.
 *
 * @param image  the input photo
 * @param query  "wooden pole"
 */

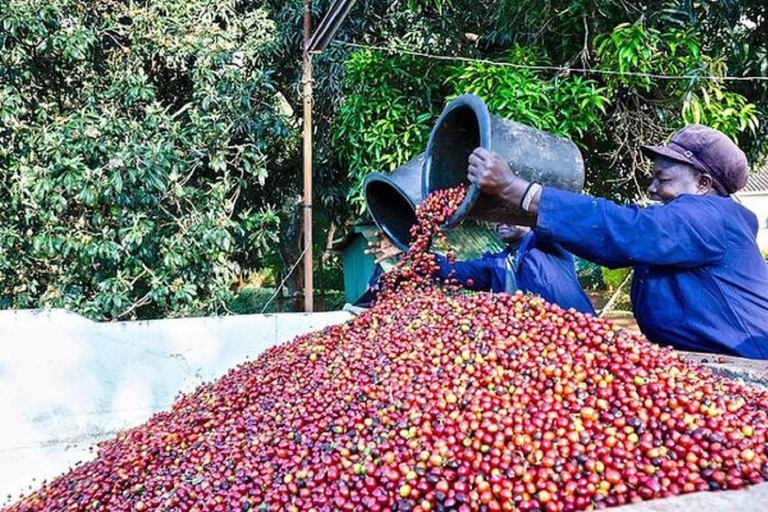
xmin=302 ymin=0 xmax=314 ymax=312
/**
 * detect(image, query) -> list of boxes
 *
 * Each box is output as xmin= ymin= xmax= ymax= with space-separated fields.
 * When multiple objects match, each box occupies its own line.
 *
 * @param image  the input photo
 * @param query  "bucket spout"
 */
xmin=363 ymin=154 xmax=425 ymax=251
xmin=422 ymin=94 xmax=585 ymax=227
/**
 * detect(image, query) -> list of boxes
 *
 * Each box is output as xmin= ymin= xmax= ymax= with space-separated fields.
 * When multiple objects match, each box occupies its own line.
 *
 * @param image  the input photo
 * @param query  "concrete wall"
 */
xmin=0 ymin=309 xmax=351 ymax=504
xmin=738 ymin=193 xmax=768 ymax=250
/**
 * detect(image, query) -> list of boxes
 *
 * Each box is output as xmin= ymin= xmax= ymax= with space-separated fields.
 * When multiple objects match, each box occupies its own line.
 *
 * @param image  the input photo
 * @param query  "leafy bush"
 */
xmin=447 ymin=47 xmax=610 ymax=141
xmin=0 ymin=0 xmax=283 ymax=320
xmin=595 ymin=24 xmax=759 ymax=140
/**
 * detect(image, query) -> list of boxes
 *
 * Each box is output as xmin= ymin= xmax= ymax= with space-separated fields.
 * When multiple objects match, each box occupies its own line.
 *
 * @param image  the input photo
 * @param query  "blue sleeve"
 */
xmin=367 ymin=265 xmax=384 ymax=289
xmin=434 ymin=254 xmax=495 ymax=291
xmin=535 ymin=188 xmax=727 ymax=269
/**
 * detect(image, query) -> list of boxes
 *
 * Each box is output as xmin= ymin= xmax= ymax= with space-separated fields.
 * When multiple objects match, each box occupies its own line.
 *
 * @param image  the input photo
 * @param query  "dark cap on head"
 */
xmin=641 ymin=124 xmax=750 ymax=196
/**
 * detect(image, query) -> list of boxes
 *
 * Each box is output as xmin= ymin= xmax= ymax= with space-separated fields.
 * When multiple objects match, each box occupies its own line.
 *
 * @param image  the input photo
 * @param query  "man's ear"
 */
xmin=698 ymin=173 xmax=714 ymax=194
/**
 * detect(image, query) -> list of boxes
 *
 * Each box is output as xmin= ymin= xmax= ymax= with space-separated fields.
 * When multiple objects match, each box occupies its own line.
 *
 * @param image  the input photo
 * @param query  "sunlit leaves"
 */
xmin=0 ymin=0 xmax=282 ymax=320
xmin=448 ymin=50 xmax=610 ymax=140
xmin=334 ymin=50 xmax=447 ymax=212
xmin=596 ymin=22 xmax=759 ymax=139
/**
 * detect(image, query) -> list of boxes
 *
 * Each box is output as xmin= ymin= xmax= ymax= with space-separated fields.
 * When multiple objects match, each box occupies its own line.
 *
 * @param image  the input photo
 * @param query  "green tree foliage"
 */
xmin=448 ymin=49 xmax=610 ymax=139
xmin=594 ymin=23 xmax=758 ymax=140
xmin=0 ymin=0 xmax=283 ymax=319
xmin=334 ymin=51 xmax=448 ymax=212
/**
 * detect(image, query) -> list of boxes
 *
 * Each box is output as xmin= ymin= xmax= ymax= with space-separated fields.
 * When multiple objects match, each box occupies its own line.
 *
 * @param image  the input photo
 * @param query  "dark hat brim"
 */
xmin=640 ymin=145 xmax=696 ymax=167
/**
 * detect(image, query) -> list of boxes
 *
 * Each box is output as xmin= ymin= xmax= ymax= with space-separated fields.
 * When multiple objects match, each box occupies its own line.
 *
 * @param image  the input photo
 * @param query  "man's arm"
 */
xmin=467 ymin=148 xmax=726 ymax=268
xmin=434 ymin=254 xmax=496 ymax=291
xmin=533 ymin=188 xmax=726 ymax=268
xmin=467 ymin=148 xmax=542 ymax=218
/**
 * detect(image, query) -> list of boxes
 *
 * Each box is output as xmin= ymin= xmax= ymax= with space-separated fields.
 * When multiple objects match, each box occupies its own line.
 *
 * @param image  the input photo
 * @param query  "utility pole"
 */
xmin=302 ymin=0 xmax=314 ymax=312
xmin=300 ymin=0 xmax=357 ymax=313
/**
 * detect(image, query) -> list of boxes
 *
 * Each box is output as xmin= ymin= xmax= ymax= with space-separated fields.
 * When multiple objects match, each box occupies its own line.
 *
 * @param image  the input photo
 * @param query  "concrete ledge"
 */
xmin=0 ymin=309 xmax=351 ymax=502
xmin=620 ymin=482 xmax=768 ymax=511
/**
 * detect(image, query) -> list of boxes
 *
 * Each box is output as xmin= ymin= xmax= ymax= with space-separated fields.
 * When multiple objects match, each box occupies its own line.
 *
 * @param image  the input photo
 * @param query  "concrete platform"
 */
xmin=0 ymin=309 xmax=351 ymax=504
xmin=619 ymin=482 xmax=768 ymax=511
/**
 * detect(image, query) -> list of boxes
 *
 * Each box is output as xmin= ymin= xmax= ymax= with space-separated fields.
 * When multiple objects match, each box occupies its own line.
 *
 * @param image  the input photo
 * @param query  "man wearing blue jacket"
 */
xmin=361 ymin=223 xmax=596 ymax=315
xmin=467 ymin=124 xmax=768 ymax=359
xmin=434 ymin=224 xmax=595 ymax=314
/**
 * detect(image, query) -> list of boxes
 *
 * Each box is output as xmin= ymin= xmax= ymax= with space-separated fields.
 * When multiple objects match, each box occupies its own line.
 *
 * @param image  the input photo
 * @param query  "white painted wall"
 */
xmin=0 ymin=309 xmax=352 ymax=504
xmin=738 ymin=193 xmax=768 ymax=250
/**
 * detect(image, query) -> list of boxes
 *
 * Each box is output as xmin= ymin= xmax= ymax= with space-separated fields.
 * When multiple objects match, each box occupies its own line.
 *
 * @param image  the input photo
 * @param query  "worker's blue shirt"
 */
xmin=434 ymin=233 xmax=596 ymax=315
xmin=535 ymin=187 xmax=768 ymax=359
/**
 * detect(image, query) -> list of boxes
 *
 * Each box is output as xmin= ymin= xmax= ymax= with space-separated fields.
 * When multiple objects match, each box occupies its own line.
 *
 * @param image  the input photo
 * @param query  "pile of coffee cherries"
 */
xmin=5 ymin=186 xmax=768 ymax=512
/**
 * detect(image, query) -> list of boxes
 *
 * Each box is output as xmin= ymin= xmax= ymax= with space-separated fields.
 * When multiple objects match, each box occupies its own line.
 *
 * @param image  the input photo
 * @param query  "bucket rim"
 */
xmin=423 ymin=94 xmax=492 ymax=229
xmin=363 ymin=172 xmax=417 ymax=251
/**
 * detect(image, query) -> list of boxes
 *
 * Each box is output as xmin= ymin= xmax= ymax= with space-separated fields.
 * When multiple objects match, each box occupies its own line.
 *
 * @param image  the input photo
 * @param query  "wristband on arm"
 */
xmin=521 ymin=183 xmax=542 ymax=212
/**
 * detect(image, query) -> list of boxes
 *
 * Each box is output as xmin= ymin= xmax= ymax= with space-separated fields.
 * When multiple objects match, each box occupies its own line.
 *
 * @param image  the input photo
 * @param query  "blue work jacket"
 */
xmin=535 ymin=187 xmax=768 ymax=359
xmin=435 ymin=233 xmax=596 ymax=315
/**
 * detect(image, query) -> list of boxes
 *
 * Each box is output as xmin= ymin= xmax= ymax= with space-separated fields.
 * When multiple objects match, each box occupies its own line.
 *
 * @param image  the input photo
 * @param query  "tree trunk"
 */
xmin=277 ymin=203 xmax=305 ymax=312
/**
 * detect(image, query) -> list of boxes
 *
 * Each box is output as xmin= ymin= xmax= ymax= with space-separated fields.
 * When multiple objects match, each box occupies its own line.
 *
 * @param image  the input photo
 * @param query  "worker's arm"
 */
xmin=365 ymin=232 xmax=404 ymax=264
xmin=532 ymin=188 xmax=727 ymax=269
xmin=433 ymin=254 xmax=496 ymax=291
xmin=467 ymin=147 xmax=726 ymax=269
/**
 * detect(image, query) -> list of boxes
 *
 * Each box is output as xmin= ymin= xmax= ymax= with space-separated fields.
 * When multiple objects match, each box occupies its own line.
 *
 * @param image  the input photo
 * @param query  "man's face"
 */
xmin=496 ymin=224 xmax=530 ymax=245
xmin=648 ymin=157 xmax=708 ymax=203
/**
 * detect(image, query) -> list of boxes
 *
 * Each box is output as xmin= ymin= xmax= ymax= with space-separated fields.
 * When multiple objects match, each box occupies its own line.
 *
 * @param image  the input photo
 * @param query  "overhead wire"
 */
xmin=260 ymin=244 xmax=310 ymax=314
xmin=333 ymin=41 xmax=768 ymax=82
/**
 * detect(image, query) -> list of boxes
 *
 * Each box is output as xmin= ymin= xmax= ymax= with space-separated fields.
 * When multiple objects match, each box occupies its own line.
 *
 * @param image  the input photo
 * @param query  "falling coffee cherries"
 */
xmin=5 ymin=185 xmax=768 ymax=512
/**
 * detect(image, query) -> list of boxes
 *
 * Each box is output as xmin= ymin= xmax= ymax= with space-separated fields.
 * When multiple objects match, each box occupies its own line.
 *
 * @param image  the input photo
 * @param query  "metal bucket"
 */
xmin=363 ymin=154 xmax=425 ymax=251
xmin=422 ymin=94 xmax=585 ymax=228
